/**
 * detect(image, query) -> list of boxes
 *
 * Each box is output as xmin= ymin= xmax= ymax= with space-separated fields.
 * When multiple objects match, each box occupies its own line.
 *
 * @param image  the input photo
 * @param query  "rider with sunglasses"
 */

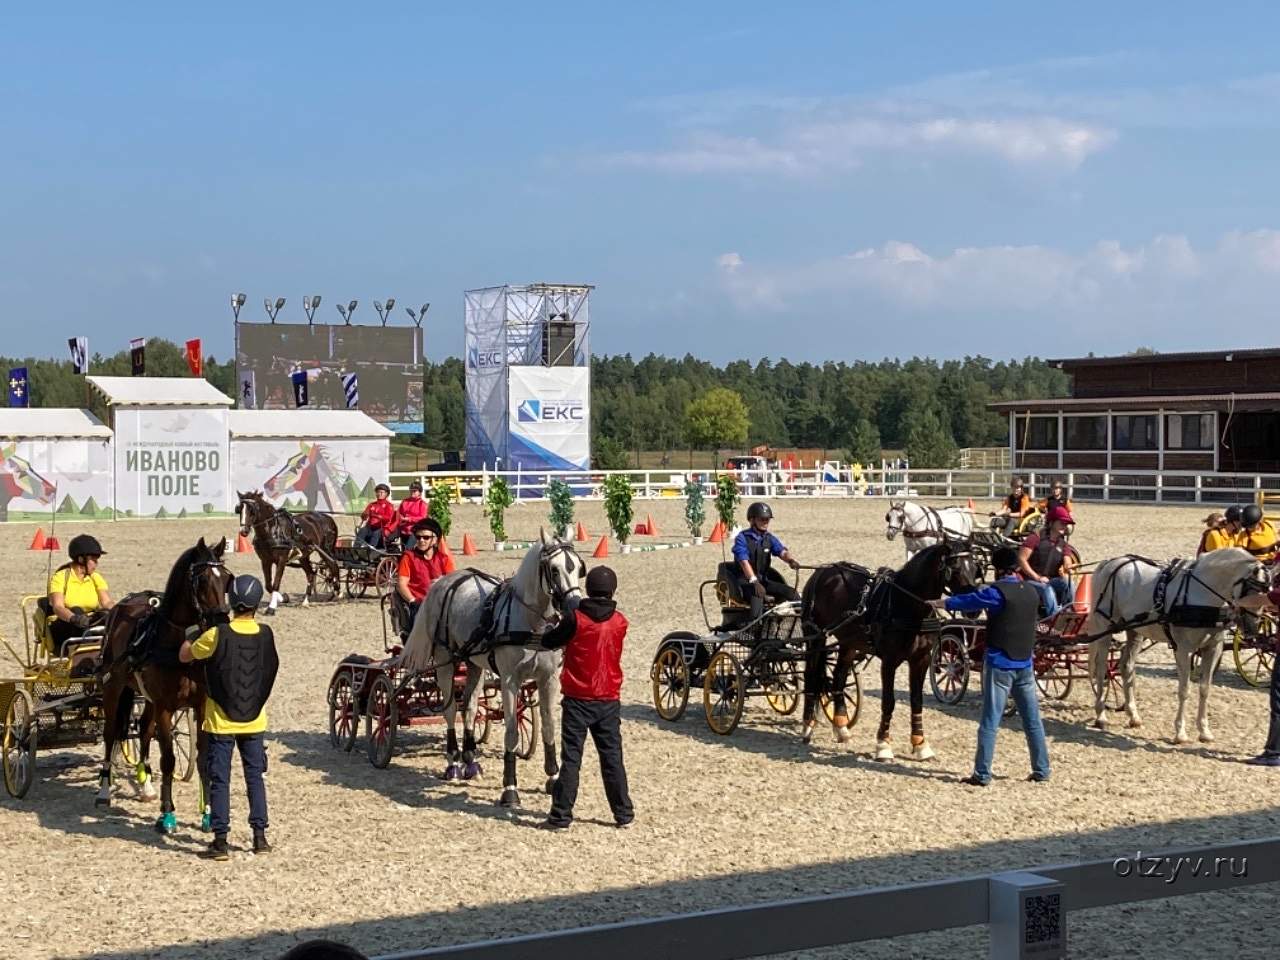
xmin=395 ymin=517 xmax=456 ymax=627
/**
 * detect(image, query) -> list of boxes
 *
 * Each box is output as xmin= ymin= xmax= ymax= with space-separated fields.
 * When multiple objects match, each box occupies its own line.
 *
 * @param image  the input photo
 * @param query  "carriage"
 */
xmin=649 ymin=564 xmax=858 ymax=736
xmin=328 ymin=534 xmax=401 ymax=600
xmin=1 ymin=596 xmax=193 ymax=799
xmin=325 ymin=592 xmax=538 ymax=769
xmin=1230 ymin=612 xmax=1276 ymax=687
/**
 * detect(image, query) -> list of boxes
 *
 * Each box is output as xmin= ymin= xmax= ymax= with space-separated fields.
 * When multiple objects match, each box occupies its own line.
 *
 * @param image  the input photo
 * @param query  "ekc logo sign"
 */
xmin=518 ymin=399 xmax=584 ymax=423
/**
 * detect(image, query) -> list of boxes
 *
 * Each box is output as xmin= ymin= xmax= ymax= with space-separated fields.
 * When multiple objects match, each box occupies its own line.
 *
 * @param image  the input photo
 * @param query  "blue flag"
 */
xmin=291 ymin=369 xmax=309 ymax=407
xmin=341 ymin=371 xmax=359 ymax=409
xmin=7 ymin=367 xmax=29 ymax=407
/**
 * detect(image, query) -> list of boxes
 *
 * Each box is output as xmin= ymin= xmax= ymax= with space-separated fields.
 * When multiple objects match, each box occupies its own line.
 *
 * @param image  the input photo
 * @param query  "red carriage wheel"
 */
xmin=929 ymin=631 xmax=971 ymax=705
xmin=1034 ymin=654 xmax=1073 ymax=700
xmin=328 ymin=670 xmax=359 ymax=752
xmin=375 ymin=556 xmax=399 ymax=596
xmin=365 ymin=674 xmax=397 ymax=768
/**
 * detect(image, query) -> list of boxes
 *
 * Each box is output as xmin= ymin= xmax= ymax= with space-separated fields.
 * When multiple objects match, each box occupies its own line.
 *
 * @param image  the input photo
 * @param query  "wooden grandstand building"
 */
xmin=990 ymin=348 xmax=1280 ymax=500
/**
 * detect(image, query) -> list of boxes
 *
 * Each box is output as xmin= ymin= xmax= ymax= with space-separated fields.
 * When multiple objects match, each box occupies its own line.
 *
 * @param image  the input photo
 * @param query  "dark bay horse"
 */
xmin=98 ymin=537 xmax=231 ymax=833
xmin=800 ymin=541 xmax=973 ymax=761
xmin=237 ymin=490 xmax=339 ymax=614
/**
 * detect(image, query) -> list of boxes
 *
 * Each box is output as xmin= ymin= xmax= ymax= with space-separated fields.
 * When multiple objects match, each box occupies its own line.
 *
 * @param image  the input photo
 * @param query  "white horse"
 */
xmin=401 ymin=530 xmax=584 ymax=806
xmin=1085 ymin=547 xmax=1270 ymax=743
xmin=884 ymin=501 xmax=974 ymax=557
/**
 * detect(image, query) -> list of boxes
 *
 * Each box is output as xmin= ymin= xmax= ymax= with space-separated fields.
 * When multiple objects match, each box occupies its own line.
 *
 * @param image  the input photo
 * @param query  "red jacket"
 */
xmin=362 ymin=498 xmax=397 ymax=530
xmin=551 ymin=600 xmax=627 ymax=701
xmin=397 ymin=496 xmax=427 ymax=534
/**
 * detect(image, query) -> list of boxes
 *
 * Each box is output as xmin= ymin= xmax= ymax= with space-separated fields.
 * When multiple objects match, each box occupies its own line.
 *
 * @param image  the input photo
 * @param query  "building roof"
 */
xmin=0 ymin=408 xmax=113 ymax=439
xmin=228 ymin=409 xmax=394 ymax=439
xmin=1047 ymin=347 xmax=1280 ymax=368
xmin=87 ymin=376 xmax=234 ymax=407
xmin=990 ymin=392 xmax=1280 ymax=412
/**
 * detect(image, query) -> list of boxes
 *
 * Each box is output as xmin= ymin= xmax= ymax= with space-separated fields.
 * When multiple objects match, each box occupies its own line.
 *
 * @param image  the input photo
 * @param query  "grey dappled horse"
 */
xmin=400 ymin=530 xmax=585 ymax=807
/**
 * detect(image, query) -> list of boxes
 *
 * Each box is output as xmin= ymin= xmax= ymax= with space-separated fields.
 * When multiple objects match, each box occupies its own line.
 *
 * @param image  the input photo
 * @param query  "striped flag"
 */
xmin=68 ymin=337 xmax=88 ymax=374
xmin=341 ymin=372 xmax=359 ymax=409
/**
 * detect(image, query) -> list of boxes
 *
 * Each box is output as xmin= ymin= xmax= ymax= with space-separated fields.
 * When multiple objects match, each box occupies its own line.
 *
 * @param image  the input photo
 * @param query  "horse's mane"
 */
xmin=159 ymin=542 xmax=206 ymax=614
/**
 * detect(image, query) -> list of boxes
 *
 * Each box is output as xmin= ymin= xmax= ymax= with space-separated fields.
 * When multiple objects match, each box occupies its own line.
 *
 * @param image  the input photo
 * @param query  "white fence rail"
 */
xmin=374 ymin=835 xmax=1280 ymax=960
xmin=390 ymin=467 xmax=1280 ymax=506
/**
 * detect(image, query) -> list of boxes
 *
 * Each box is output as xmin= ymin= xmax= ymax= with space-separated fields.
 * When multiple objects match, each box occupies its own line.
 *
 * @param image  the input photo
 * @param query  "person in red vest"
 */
xmin=396 ymin=481 xmax=428 ymax=549
xmin=357 ymin=483 xmax=397 ymax=550
xmin=395 ymin=518 xmax=455 ymax=628
xmin=537 ymin=565 xmax=634 ymax=830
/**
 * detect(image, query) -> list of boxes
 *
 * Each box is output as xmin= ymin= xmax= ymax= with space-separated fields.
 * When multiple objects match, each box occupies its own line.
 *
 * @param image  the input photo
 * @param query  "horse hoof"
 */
xmin=1091 ymin=718 xmax=1108 ymax=730
xmin=463 ymin=761 xmax=483 ymax=780
xmin=835 ymin=727 xmax=854 ymax=745
xmin=138 ymin=780 xmax=157 ymax=801
xmin=1174 ymin=733 xmax=1192 ymax=745
xmin=1127 ymin=718 xmax=1143 ymax=730
xmin=498 ymin=788 xmax=520 ymax=808
xmin=874 ymin=743 xmax=894 ymax=762
xmin=801 ymin=724 xmax=815 ymax=745
xmin=264 ymin=607 xmax=276 ymax=617
xmin=1199 ymin=732 xmax=1216 ymax=744
xmin=443 ymin=763 xmax=462 ymax=782
xmin=911 ymin=744 xmax=936 ymax=761
xmin=154 ymin=812 xmax=178 ymax=835
xmin=94 ymin=796 xmax=110 ymax=809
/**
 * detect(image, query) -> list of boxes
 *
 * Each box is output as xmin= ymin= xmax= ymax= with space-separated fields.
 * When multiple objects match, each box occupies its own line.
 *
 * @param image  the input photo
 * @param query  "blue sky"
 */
xmin=5 ymin=4 xmax=1280 ymax=364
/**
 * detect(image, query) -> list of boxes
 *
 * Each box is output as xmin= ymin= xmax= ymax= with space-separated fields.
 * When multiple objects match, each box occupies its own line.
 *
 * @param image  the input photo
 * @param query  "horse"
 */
xmin=400 ymin=530 xmax=584 ymax=807
xmin=1085 ymin=547 xmax=1271 ymax=744
xmin=884 ymin=500 xmax=974 ymax=557
xmin=236 ymin=490 xmax=339 ymax=613
xmin=97 ymin=537 xmax=231 ymax=833
xmin=799 ymin=541 xmax=974 ymax=760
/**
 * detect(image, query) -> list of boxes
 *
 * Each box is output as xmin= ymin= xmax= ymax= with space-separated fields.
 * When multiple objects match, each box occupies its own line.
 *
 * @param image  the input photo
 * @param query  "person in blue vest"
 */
xmin=929 ymin=546 xmax=1050 ymax=786
xmin=733 ymin=502 xmax=801 ymax=619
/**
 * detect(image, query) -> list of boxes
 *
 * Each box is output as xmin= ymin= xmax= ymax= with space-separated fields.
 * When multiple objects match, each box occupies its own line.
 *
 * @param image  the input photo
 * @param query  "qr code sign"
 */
xmin=1024 ymin=892 xmax=1062 ymax=946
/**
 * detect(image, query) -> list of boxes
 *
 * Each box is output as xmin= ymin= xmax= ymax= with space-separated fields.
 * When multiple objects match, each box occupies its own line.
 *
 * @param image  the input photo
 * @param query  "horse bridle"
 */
xmin=887 ymin=503 xmax=948 ymax=541
xmin=539 ymin=542 xmax=585 ymax=607
xmin=239 ymin=496 xmax=294 ymax=550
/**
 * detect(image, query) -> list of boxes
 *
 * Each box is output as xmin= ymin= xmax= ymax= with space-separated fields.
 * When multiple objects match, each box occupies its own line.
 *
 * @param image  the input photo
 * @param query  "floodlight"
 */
xmin=374 ymin=300 xmax=384 ymax=312
xmin=275 ymin=297 xmax=286 ymax=310
xmin=348 ymin=300 xmax=358 ymax=312
xmin=385 ymin=298 xmax=395 ymax=312
xmin=231 ymin=292 xmax=247 ymax=320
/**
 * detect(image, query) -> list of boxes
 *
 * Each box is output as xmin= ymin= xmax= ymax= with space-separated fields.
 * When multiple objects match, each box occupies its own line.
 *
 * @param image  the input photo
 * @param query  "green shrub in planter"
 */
xmin=547 ymin=479 xmax=574 ymax=539
xmin=603 ymin=474 xmax=635 ymax=545
xmin=684 ymin=480 xmax=706 ymax=539
xmin=484 ymin=477 xmax=514 ymax=543
xmin=428 ymin=483 xmax=453 ymax=538
xmin=715 ymin=474 xmax=739 ymax=533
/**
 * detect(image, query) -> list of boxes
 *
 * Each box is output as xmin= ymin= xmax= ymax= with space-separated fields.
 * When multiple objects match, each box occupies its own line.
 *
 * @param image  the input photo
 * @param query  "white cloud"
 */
xmin=716 ymin=252 xmax=743 ymax=273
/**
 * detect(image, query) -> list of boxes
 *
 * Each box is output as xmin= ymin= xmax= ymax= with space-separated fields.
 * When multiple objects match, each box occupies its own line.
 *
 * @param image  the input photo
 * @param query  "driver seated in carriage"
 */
xmin=1037 ymin=479 xmax=1073 ymax=517
xmin=356 ymin=483 xmax=398 ymax=551
xmin=1235 ymin=504 xmax=1278 ymax=563
xmin=730 ymin=502 xmax=802 ymax=620
xmin=989 ymin=476 xmax=1034 ymax=538
xmin=394 ymin=517 xmax=456 ymax=634
xmin=1015 ymin=505 xmax=1075 ymax=617
xmin=43 ymin=534 xmax=115 ymax=655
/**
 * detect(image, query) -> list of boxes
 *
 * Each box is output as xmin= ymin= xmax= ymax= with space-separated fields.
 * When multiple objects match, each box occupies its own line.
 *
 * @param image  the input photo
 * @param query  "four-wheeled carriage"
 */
xmin=650 ymin=564 xmax=860 ymax=736
xmin=330 ymin=534 xmax=401 ymax=600
xmin=1231 ymin=611 xmax=1276 ymax=687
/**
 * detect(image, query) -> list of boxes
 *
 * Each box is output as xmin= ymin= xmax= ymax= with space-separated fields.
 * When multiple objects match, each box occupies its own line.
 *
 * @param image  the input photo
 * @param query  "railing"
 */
xmin=387 ymin=467 xmax=1280 ymax=506
xmin=373 ymin=835 xmax=1280 ymax=960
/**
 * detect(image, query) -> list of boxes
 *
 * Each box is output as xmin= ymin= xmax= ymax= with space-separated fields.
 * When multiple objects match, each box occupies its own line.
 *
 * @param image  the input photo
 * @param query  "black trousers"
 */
xmin=1265 ymin=650 xmax=1280 ymax=755
xmin=548 ymin=698 xmax=633 ymax=826
xmin=748 ymin=570 xmax=801 ymax=620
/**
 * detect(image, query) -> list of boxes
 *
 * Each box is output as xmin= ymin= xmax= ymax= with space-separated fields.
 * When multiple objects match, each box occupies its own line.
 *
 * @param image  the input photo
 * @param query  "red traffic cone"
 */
xmin=592 ymin=535 xmax=609 ymax=558
xmin=462 ymin=532 xmax=478 ymax=556
xmin=646 ymin=514 xmax=660 ymax=537
xmin=633 ymin=522 xmax=648 ymax=536
xmin=29 ymin=528 xmax=46 ymax=550
xmin=575 ymin=520 xmax=588 ymax=542
xmin=235 ymin=532 xmax=253 ymax=553
xmin=45 ymin=536 xmax=60 ymax=551
xmin=708 ymin=521 xmax=723 ymax=543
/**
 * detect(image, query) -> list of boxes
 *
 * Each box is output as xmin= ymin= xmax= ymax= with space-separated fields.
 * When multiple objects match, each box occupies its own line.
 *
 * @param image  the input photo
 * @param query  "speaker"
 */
xmin=542 ymin=320 xmax=576 ymax=367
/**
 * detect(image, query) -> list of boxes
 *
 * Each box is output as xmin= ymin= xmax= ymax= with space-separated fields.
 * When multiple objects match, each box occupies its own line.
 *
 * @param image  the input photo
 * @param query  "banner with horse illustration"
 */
xmin=230 ymin=438 xmax=389 ymax=518
xmin=112 ymin=407 xmax=231 ymax=518
xmin=0 ymin=438 xmax=113 ymax=521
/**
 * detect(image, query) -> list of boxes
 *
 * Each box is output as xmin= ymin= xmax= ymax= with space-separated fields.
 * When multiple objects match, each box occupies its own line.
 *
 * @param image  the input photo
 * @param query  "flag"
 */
xmin=130 ymin=338 xmax=146 ymax=377
xmin=184 ymin=338 xmax=202 ymax=377
xmin=240 ymin=370 xmax=256 ymax=409
xmin=7 ymin=367 xmax=30 ymax=408
xmin=341 ymin=371 xmax=359 ymax=409
xmin=291 ymin=369 xmax=309 ymax=407
xmin=68 ymin=337 xmax=88 ymax=375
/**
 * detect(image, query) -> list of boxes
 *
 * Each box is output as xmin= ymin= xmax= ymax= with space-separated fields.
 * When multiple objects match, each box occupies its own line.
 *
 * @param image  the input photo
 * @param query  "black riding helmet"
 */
xmin=747 ymin=502 xmax=773 ymax=522
xmin=992 ymin=546 xmax=1020 ymax=573
xmin=1225 ymin=505 xmax=1244 ymax=523
xmin=1243 ymin=504 xmax=1264 ymax=527
xmin=375 ymin=483 xmax=391 ymax=495
xmin=586 ymin=565 xmax=617 ymax=598
xmin=67 ymin=534 xmax=106 ymax=560
xmin=227 ymin=574 xmax=264 ymax=612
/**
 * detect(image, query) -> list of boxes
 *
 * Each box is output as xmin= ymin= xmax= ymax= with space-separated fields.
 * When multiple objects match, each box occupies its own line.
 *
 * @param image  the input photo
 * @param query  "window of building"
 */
xmin=1014 ymin=416 xmax=1058 ymax=451
xmin=1164 ymin=413 xmax=1215 ymax=451
xmin=1064 ymin=415 xmax=1107 ymax=450
xmin=1112 ymin=414 xmax=1158 ymax=451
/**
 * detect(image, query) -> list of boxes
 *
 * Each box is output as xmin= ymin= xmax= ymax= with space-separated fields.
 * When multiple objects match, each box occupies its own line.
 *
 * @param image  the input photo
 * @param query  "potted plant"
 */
xmin=603 ymin=473 xmax=635 ymax=553
xmin=684 ymin=480 xmax=706 ymax=543
xmin=547 ymin=478 xmax=574 ymax=540
xmin=715 ymin=474 xmax=739 ymax=536
xmin=484 ymin=476 xmax=514 ymax=546
xmin=428 ymin=483 xmax=453 ymax=540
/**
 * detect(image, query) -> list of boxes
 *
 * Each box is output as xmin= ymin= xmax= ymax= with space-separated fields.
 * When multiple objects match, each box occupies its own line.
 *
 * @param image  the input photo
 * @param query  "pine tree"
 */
xmin=847 ymin=418 xmax=882 ymax=466
xmin=904 ymin=408 xmax=958 ymax=468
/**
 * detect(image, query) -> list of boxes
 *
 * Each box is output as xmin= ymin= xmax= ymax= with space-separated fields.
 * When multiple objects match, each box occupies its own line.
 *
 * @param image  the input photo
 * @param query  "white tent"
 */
xmin=0 ymin=408 xmax=114 ymax=521
xmin=228 ymin=410 xmax=392 ymax=515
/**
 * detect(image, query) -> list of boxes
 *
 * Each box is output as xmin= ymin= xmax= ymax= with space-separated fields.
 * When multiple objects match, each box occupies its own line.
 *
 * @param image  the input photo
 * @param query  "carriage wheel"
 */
xmin=651 ymin=646 xmax=691 ymax=722
xmin=703 ymin=651 xmax=745 ymax=735
xmin=1035 ymin=656 xmax=1073 ymax=701
xmin=929 ymin=632 xmax=971 ymax=705
xmin=375 ymin=556 xmax=399 ymax=596
xmin=344 ymin=570 xmax=368 ymax=600
xmin=2 ymin=689 xmax=37 ymax=799
xmin=472 ymin=701 xmax=493 ymax=747
xmin=820 ymin=668 xmax=862 ymax=727
xmin=366 ymin=675 xmax=397 ymax=768
xmin=318 ymin=565 xmax=341 ymax=603
xmin=171 ymin=708 xmax=196 ymax=782
xmin=516 ymin=686 xmax=539 ymax=761
xmin=1233 ymin=620 xmax=1276 ymax=688
xmin=328 ymin=671 xmax=360 ymax=752
xmin=1089 ymin=659 xmax=1125 ymax=712
xmin=763 ymin=658 xmax=801 ymax=716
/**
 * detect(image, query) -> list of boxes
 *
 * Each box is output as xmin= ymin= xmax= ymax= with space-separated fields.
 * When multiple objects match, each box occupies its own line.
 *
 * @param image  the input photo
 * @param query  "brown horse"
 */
xmin=236 ymin=490 xmax=339 ymax=614
xmin=97 ymin=537 xmax=231 ymax=833
xmin=799 ymin=541 xmax=973 ymax=761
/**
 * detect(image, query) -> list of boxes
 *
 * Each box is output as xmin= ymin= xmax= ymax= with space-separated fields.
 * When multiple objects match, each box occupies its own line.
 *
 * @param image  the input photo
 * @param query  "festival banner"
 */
xmin=130 ymin=338 xmax=146 ymax=376
xmin=291 ymin=370 xmax=309 ymax=408
xmin=341 ymin=372 xmax=359 ymax=409
xmin=113 ymin=407 xmax=230 ymax=517
xmin=185 ymin=338 xmax=203 ymax=377
xmin=7 ymin=367 xmax=30 ymax=408
xmin=68 ymin=337 xmax=89 ymax=375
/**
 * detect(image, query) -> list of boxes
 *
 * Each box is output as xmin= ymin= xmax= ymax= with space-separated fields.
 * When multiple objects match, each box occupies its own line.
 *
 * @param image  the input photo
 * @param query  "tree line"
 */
xmin=2 ymin=340 xmax=1069 ymax=468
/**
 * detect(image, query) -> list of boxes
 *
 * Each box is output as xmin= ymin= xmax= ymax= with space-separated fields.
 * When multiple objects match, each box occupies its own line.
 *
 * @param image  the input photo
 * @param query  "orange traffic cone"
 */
xmin=708 ymin=521 xmax=723 ymax=544
xmin=575 ymin=520 xmax=588 ymax=542
xmin=235 ymin=532 xmax=253 ymax=553
xmin=967 ymin=498 xmax=975 ymax=510
xmin=592 ymin=535 xmax=609 ymax=558
xmin=1073 ymin=572 xmax=1093 ymax=610
xmin=45 ymin=536 xmax=60 ymax=551
xmin=462 ymin=532 xmax=478 ymax=556
xmin=646 ymin=514 xmax=660 ymax=537
xmin=29 ymin=528 xmax=46 ymax=550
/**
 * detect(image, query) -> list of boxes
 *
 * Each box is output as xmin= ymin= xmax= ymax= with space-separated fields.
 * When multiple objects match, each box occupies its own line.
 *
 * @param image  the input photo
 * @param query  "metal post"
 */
xmin=1195 ymin=473 xmax=1203 ymax=504
xmin=989 ymin=872 xmax=1066 ymax=960
xmin=989 ymin=471 xmax=996 ymax=499
xmin=1103 ymin=473 xmax=1111 ymax=502
xmin=946 ymin=471 xmax=953 ymax=498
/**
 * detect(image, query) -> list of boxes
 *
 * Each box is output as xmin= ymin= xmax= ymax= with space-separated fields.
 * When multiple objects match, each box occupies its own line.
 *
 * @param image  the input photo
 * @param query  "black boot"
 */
xmin=253 ymin=830 xmax=272 ymax=854
xmin=200 ymin=835 xmax=230 ymax=861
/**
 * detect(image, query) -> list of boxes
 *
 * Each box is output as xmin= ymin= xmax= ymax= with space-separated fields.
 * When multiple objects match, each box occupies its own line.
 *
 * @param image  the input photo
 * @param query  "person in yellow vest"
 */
xmin=1236 ymin=504 xmax=1278 ymax=562
xmin=46 ymin=534 xmax=115 ymax=653
xmin=1196 ymin=512 xmax=1230 ymax=557
xmin=179 ymin=574 xmax=278 ymax=860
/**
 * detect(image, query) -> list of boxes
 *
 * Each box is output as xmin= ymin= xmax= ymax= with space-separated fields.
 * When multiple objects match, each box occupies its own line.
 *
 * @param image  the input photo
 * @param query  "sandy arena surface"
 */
xmin=2 ymin=499 xmax=1279 ymax=960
